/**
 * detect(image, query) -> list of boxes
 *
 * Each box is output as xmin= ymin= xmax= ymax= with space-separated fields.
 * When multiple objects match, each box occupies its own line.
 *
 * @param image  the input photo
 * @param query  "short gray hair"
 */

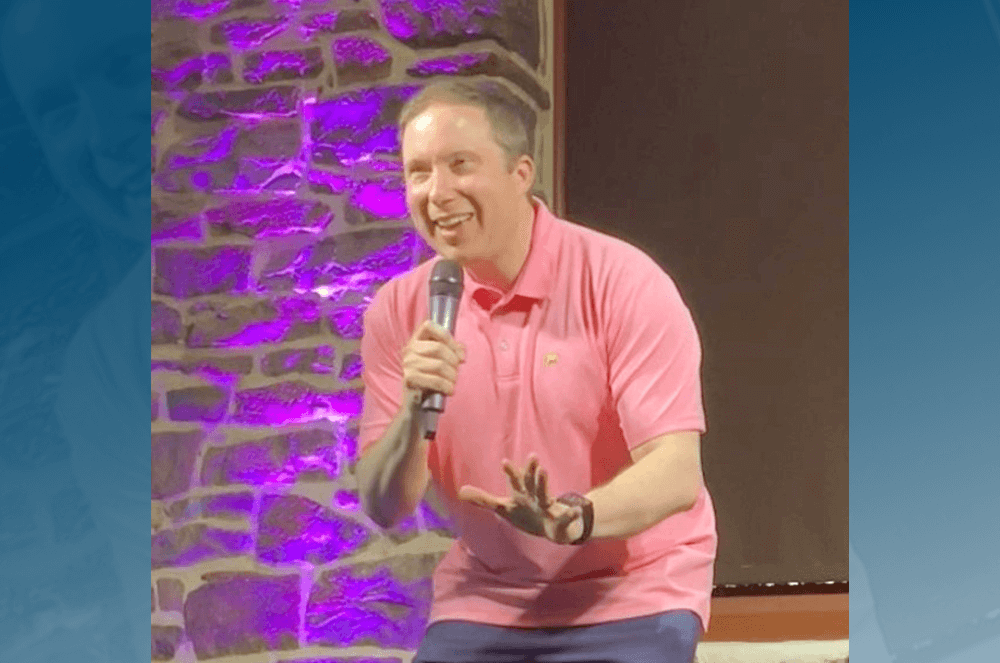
xmin=397 ymin=79 xmax=535 ymax=172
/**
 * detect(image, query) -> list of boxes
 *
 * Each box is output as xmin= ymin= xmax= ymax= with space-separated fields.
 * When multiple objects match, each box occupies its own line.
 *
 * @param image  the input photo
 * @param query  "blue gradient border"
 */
xmin=1 ymin=0 xmax=149 ymax=660
xmin=851 ymin=1 xmax=1000 ymax=662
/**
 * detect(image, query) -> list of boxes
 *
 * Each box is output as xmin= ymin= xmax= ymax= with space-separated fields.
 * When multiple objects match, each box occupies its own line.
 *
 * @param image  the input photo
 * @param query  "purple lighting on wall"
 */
xmin=268 ymin=231 xmax=432 ymax=301
xmin=168 ymin=126 xmax=239 ymax=169
xmin=154 ymin=53 xmax=231 ymax=89
xmin=351 ymin=177 xmax=407 ymax=218
xmin=306 ymin=567 xmax=429 ymax=648
xmin=184 ymin=575 xmax=300 ymax=658
xmin=381 ymin=0 xmax=502 ymax=40
xmin=312 ymin=89 xmax=383 ymax=135
xmin=299 ymin=12 xmax=338 ymax=41
xmin=234 ymin=382 xmax=363 ymax=426
xmin=245 ymin=51 xmax=316 ymax=84
xmin=215 ymin=298 xmax=320 ymax=347
xmin=317 ymin=125 xmax=400 ymax=168
xmin=174 ymin=0 xmax=231 ymax=20
xmin=410 ymin=52 xmax=490 ymax=75
xmin=333 ymin=37 xmax=391 ymax=67
xmin=206 ymin=199 xmax=332 ymax=238
xmin=216 ymin=18 xmax=291 ymax=50
xmin=152 ymin=218 xmax=202 ymax=244
xmin=155 ymin=246 xmax=251 ymax=298
xmin=153 ymin=526 xmax=253 ymax=568
xmin=306 ymin=169 xmax=352 ymax=194
xmin=257 ymin=494 xmax=369 ymax=565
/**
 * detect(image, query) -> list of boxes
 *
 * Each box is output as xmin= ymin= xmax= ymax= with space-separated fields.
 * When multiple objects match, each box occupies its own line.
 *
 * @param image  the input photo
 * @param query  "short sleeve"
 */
xmin=359 ymin=281 xmax=405 ymax=455
xmin=604 ymin=251 xmax=706 ymax=449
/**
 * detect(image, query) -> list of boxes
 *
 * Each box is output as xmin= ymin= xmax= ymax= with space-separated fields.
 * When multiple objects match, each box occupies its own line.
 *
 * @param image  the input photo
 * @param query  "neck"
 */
xmin=465 ymin=196 xmax=536 ymax=292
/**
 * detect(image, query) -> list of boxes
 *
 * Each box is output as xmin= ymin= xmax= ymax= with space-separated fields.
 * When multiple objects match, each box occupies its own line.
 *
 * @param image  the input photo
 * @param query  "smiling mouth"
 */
xmin=433 ymin=212 xmax=473 ymax=231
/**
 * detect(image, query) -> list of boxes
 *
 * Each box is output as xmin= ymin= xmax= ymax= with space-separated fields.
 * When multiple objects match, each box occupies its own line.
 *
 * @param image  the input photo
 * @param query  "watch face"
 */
xmin=556 ymin=493 xmax=588 ymax=507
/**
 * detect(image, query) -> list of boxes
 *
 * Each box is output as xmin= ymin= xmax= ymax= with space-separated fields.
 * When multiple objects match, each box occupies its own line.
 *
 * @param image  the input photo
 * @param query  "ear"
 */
xmin=513 ymin=154 xmax=536 ymax=195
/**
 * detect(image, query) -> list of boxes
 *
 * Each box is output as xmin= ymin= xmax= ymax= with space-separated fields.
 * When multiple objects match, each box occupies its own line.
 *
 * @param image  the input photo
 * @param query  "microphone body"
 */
xmin=420 ymin=260 xmax=463 ymax=439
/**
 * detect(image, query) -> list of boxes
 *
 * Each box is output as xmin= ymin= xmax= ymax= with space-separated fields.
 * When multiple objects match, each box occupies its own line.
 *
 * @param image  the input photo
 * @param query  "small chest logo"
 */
xmin=543 ymin=352 xmax=559 ymax=367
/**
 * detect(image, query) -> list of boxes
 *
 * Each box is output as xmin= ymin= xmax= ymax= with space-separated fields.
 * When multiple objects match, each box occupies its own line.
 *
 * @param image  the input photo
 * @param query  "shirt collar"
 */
xmin=464 ymin=195 xmax=558 ymax=305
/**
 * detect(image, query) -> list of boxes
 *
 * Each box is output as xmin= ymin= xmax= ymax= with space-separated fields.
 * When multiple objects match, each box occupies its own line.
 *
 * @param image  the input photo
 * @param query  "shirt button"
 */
xmin=499 ymin=339 xmax=509 ymax=351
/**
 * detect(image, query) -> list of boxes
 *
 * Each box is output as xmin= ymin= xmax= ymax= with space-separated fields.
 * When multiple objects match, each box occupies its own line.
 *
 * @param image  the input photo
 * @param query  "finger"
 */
xmin=503 ymin=460 xmax=525 ymax=493
xmin=537 ymin=467 xmax=551 ymax=509
xmin=403 ymin=372 xmax=455 ymax=396
xmin=523 ymin=456 xmax=539 ymax=495
xmin=458 ymin=485 xmax=509 ymax=513
xmin=418 ymin=321 xmax=464 ymax=355
xmin=409 ymin=339 xmax=463 ymax=368
xmin=406 ymin=354 xmax=459 ymax=382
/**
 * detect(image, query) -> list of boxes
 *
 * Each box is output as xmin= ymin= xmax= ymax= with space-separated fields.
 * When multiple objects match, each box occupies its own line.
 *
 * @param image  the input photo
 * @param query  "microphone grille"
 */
xmin=429 ymin=259 xmax=463 ymax=298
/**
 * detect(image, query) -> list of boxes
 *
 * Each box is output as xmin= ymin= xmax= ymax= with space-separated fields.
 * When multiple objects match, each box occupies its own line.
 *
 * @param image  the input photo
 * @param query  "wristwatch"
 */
xmin=555 ymin=492 xmax=594 ymax=545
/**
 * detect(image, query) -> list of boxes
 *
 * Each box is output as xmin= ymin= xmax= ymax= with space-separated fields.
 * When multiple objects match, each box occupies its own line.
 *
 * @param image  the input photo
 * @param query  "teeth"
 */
xmin=435 ymin=213 xmax=471 ymax=229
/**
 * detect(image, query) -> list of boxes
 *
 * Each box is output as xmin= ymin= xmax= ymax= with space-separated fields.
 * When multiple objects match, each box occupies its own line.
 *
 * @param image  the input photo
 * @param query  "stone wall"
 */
xmin=150 ymin=1 xmax=554 ymax=661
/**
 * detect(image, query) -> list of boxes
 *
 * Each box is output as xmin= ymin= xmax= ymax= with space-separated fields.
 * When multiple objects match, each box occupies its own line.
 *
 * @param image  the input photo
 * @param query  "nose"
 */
xmin=427 ymin=166 xmax=458 ymax=209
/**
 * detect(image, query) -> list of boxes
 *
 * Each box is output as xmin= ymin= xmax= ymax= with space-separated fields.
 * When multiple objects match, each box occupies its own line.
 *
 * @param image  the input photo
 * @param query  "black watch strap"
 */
xmin=556 ymin=492 xmax=594 ymax=545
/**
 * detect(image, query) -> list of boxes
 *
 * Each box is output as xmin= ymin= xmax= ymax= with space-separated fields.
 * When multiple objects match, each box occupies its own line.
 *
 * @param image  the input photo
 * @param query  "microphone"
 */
xmin=420 ymin=259 xmax=463 ymax=440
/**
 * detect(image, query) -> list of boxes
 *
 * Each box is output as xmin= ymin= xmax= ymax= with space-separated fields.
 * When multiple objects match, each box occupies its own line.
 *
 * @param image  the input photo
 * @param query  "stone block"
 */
xmin=157 ymin=577 xmax=186 ymax=611
xmin=168 ymin=491 xmax=255 ymax=524
xmin=186 ymin=298 xmax=322 ymax=348
xmin=333 ymin=37 xmax=392 ymax=86
xmin=305 ymin=553 xmax=441 ymax=649
xmin=257 ymin=228 xmax=432 ymax=297
xmin=200 ymin=428 xmax=350 ymax=486
xmin=160 ymin=119 xmax=304 ymax=193
xmin=154 ymin=246 xmax=251 ymax=298
xmin=262 ymin=345 xmax=337 ymax=376
xmin=206 ymin=197 xmax=332 ymax=239
xmin=408 ymin=50 xmax=550 ymax=110
xmin=310 ymin=85 xmax=419 ymax=167
xmin=339 ymin=352 xmax=363 ymax=381
xmin=244 ymin=48 xmax=325 ymax=84
xmin=166 ymin=385 xmax=230 ymax=422
xmin=178 ymin=86 xmax=299 ymax=122
xmin=328 ymin=305 xmax=364 ymax=340
xmin=379 ymin=0 xmax=540 ymax=68
xmin=184 ymin=573 xmax=300 ymax=658
xmin=152 ymin=523 xmax=253 ymax=568
xmin=257 ymin=494 xmax=371 ymax=565
xmin=152 ymin=301 xmax=184 ymax=344
xmin=299 ymin=9 xmax=380 ymax=40
xmin=151 ymin=355 xmax=255 ymax=377
xmin=152 ymin=200 xmax=204 ymax=243
xmin=152 ymin=430 xmax=206 ymax=499
xmin=233 ymin=381 xmax=362 ymax=427
xmin=211 ymin=16 xmax=291 ymax=49
xmin=152 ymin=624 xmax=184 ymax=661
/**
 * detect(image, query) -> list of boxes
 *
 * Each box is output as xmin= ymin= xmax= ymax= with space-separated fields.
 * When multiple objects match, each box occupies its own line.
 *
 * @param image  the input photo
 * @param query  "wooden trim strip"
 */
xmin=551 ymin=0 xmax=566 ymax=218
xmin=703 ymin=593 xmax=849 ymax=642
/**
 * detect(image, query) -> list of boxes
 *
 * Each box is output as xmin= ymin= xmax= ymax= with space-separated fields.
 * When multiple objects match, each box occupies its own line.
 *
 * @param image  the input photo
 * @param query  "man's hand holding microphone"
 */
xmin=357 ymin=261 xmax=464 ymax=528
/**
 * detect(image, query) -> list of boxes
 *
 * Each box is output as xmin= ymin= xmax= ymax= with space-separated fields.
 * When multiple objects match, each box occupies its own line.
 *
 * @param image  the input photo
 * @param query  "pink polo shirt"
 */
xmin=360 ymin=198 xmax=716 ymax=630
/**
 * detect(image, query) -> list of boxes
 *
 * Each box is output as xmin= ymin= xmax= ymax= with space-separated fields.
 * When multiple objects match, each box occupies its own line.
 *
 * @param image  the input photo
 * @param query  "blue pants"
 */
xmin=413 ymin=609 xmax=702 ymax=663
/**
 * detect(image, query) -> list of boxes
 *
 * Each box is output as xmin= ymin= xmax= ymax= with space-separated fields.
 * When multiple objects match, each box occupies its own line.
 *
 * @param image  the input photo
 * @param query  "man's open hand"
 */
xmin=458 ymin=454 xmax=583 ymax=544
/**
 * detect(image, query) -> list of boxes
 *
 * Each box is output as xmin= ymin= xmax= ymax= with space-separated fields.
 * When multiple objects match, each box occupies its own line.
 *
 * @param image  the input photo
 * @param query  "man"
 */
xmin=357 ymin=80 xmax=716 ymax=663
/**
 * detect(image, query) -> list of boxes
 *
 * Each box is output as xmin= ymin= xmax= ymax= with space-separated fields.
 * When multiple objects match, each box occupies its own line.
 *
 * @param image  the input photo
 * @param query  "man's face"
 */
xmin=2 ymin=0 xmax=148 ymax=239
xmin=401 ymin=103 xmax=533 ymax=267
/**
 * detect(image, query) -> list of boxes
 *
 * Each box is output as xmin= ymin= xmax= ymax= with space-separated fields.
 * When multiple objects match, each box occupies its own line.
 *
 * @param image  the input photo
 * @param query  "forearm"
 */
xmin=356 ymin=389 xmax=430 ymax=529
xmin=581 ymin=444 xmax=701 ymax=541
